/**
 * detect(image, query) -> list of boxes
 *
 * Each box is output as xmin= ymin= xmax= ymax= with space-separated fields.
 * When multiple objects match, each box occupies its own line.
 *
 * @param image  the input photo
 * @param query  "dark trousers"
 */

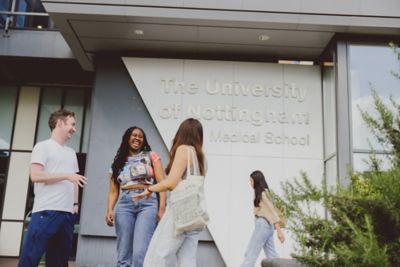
xmin=18 ymin=210 xmax=75 ymax=267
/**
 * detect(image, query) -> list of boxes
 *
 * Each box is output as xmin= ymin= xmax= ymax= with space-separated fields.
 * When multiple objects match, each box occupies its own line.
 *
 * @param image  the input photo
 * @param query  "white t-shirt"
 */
xmin=31 ymin=139 xmax=79 ymax=213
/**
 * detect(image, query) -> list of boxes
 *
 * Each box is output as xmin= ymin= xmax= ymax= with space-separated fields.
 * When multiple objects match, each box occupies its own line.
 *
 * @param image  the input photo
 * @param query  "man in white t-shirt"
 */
xmin=18 ymin=109 xmax=87 ymax=267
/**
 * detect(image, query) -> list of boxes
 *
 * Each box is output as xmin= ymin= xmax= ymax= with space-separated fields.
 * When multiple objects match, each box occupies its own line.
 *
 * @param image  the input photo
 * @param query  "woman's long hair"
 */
xmin=111 ymin=126 xmax=151 ymax=182
xmin=250 ymin=170 xmax=270 ymax=207
xmin=165 ymin=118 xmax=205 ymax=176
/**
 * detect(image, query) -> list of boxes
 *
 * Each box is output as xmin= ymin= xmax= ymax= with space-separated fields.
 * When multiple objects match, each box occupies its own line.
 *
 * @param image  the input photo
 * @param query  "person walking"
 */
xmin=134 ymin=118 xmax=206 ymax=267
xmin=240 ymin=170 xmax=285 ymax=267
xmin=18 ymin=109 xmax=87 ymax=267
xmin=106 ymin=126 xmax=166 ymax=267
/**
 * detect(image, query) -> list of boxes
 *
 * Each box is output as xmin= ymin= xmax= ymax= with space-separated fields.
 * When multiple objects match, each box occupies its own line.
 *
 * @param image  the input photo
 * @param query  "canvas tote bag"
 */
xmin=170 ymin=146 xmax=209 ymax=236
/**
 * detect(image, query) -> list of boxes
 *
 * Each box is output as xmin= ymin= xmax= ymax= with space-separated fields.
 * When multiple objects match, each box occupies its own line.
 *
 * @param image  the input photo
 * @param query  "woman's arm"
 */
xmin=106 ymin=175 xmax=119 ymax=226
xmin=133 ymin=145 xmax=188 ymax=201
xmin=153 ymin=157 xmax=166 ymax=221
xmin=274 ymin=222 xmax=285 ymax=243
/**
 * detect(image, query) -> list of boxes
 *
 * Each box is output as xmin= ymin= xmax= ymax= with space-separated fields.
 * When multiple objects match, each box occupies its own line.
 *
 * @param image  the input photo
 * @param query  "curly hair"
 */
xmin=111 ymin=127 xmax=151 ymax=182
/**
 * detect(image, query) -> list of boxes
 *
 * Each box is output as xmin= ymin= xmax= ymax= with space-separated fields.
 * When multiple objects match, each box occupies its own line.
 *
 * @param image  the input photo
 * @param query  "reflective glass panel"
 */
xmin=14 ymin=0 xmax=52 ymax=29
xmin=82 ymin=97 xmax=91 ymax=153
xmin=353 ymin=153 xmax=392 ymax=173
xmin=0 ymin=151 xmax=10 ymax=219
xmin=64 ymin=89 xmax=85 ymax=152
xmin=16 ymin=0 xmax=45 ymax=13
xmin=0 ymin=0 xmax=11 ymax=11
xmin=14 ymin=14 xmax=51 ymax=29
xmin=325 ymin=156 xmax=337 ymax=190
xmin=0 ymin=0 xmax=11 ymax=26
xmin=0 ymin=86 xmax=18 ymax=149
xmin=36 ymin=88 xmax=62 ymax=143
xmin=349 ymin=44 xmax=400 ymax=150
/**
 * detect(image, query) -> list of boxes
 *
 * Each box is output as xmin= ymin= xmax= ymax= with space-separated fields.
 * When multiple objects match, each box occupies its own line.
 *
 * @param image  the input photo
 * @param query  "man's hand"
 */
xmin=73 ymin=204 xmax=79 ymax=214
xmin=69 ymin=174 xmax=87 ymax=187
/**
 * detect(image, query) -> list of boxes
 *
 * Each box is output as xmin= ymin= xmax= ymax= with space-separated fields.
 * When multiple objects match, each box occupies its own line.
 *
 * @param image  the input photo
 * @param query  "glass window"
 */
xmin=353 ymin=153 xmax=392 ymax=172
xmin=14 ymin=14 xmax=51 ymax=29
xmin=64 ymin=89 xmax=85 ymax=152
xmin=349 ymin=44 xmax=400 ymax=151
xmin=323 ymin=64 xmax=336 ymax=158
xmin=14 ymin=0 xmax=51 ymax=29
xmin=0 ymin=86 xmax=18 ymax=150
xmin=36 ymin=88 xmax=62 ymax=143
xmin=82 ymin=97 xmax=91 ymax=153
xmin=35 ymin=87 xmax=91 ymax=153
xmin=16 ymin=0 xmax=45 ymax=13
xmin=0 ymin=151 xmax=10 ymax=220
xmin=325 ymin=156 xmax=337 ymax=190
xmin=0 ymin=0 xmax=11 ymax=26
xmin=0 ymin=0 xmax=11 ymax=11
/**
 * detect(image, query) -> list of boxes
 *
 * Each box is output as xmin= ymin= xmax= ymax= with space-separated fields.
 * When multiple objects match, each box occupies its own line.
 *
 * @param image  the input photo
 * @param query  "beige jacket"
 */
xmin=254 ymin=190 xmax=280 ymax=225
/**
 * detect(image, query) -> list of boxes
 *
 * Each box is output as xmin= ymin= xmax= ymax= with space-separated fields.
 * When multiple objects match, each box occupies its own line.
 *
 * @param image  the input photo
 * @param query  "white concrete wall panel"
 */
xmin=0 ymin=222 xmax=24 ymax=256
xmin=12 ymin=87 xmax=40 ymax=151
xmin=282 ymin=64 xmax=323 ymax=159
xmin=1 ymin=153 xmax=31 ymax=220
xmin=229 ymin=156 xmax=284 ymax=266
xmin=122 ymin=57 xmax=324 ymax=266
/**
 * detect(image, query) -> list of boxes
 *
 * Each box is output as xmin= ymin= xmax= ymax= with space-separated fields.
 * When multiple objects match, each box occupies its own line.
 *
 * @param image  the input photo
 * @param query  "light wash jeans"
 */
xmin=114 ymin=189 xmax=158 ymax=267
xmin=143 ymin=207 xmax=200 ymax=267
xmin=241 ymin=217 xmax=279 ymax=267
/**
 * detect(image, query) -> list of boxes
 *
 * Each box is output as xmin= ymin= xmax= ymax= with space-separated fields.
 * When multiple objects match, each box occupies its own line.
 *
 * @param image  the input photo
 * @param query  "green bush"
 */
xmin=278 ymin=168 xmax=400 ymax=267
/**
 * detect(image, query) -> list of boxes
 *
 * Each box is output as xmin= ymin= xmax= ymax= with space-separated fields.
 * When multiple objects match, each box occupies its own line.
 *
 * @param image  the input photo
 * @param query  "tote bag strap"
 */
xmin=185 ymin=146 xmax=200 ymax=177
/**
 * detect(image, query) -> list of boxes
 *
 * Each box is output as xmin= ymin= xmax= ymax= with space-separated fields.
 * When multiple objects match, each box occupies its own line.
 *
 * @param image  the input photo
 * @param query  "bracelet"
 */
xmin=74 ymin=203 xmax=79 ymax=206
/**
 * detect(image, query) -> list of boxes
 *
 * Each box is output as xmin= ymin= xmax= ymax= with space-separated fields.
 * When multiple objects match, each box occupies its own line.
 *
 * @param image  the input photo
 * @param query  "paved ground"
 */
xmin=0 ymin=258 xmax=76 ymax=266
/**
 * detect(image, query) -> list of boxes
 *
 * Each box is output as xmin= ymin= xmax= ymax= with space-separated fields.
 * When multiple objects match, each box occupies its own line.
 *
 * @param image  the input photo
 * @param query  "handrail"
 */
xmin=1 ymin=11 xmax=53 ymax=34
xmin=0 ymin=11 xmax=49 ymax=16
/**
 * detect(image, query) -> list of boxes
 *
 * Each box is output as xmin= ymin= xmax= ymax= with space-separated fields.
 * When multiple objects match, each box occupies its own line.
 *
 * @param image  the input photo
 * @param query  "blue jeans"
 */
xmin=18 ymin=210 xmax=75 ymax=267
xmin=114 ymin=189 xmax=158 ymax=267
xmin=240 ymin=217 xmax=279 ymax=267
xmin=144 ymin=207 xmax=200 ymax=267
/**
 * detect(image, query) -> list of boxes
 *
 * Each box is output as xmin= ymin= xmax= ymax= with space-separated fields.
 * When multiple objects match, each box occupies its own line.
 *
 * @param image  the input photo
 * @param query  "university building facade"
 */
xmin=1 ymin=1 xmax=400 ymax=266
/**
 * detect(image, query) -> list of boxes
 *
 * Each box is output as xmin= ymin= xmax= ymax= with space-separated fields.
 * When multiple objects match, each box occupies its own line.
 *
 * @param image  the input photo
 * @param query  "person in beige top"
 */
xmin=241 ymin=170 xmax=285 ymax=267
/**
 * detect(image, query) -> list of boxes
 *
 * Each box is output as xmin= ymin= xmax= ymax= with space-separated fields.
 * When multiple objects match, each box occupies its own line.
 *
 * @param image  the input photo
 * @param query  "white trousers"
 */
xmin=143 ymin=207 xmax=200 ymax=267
